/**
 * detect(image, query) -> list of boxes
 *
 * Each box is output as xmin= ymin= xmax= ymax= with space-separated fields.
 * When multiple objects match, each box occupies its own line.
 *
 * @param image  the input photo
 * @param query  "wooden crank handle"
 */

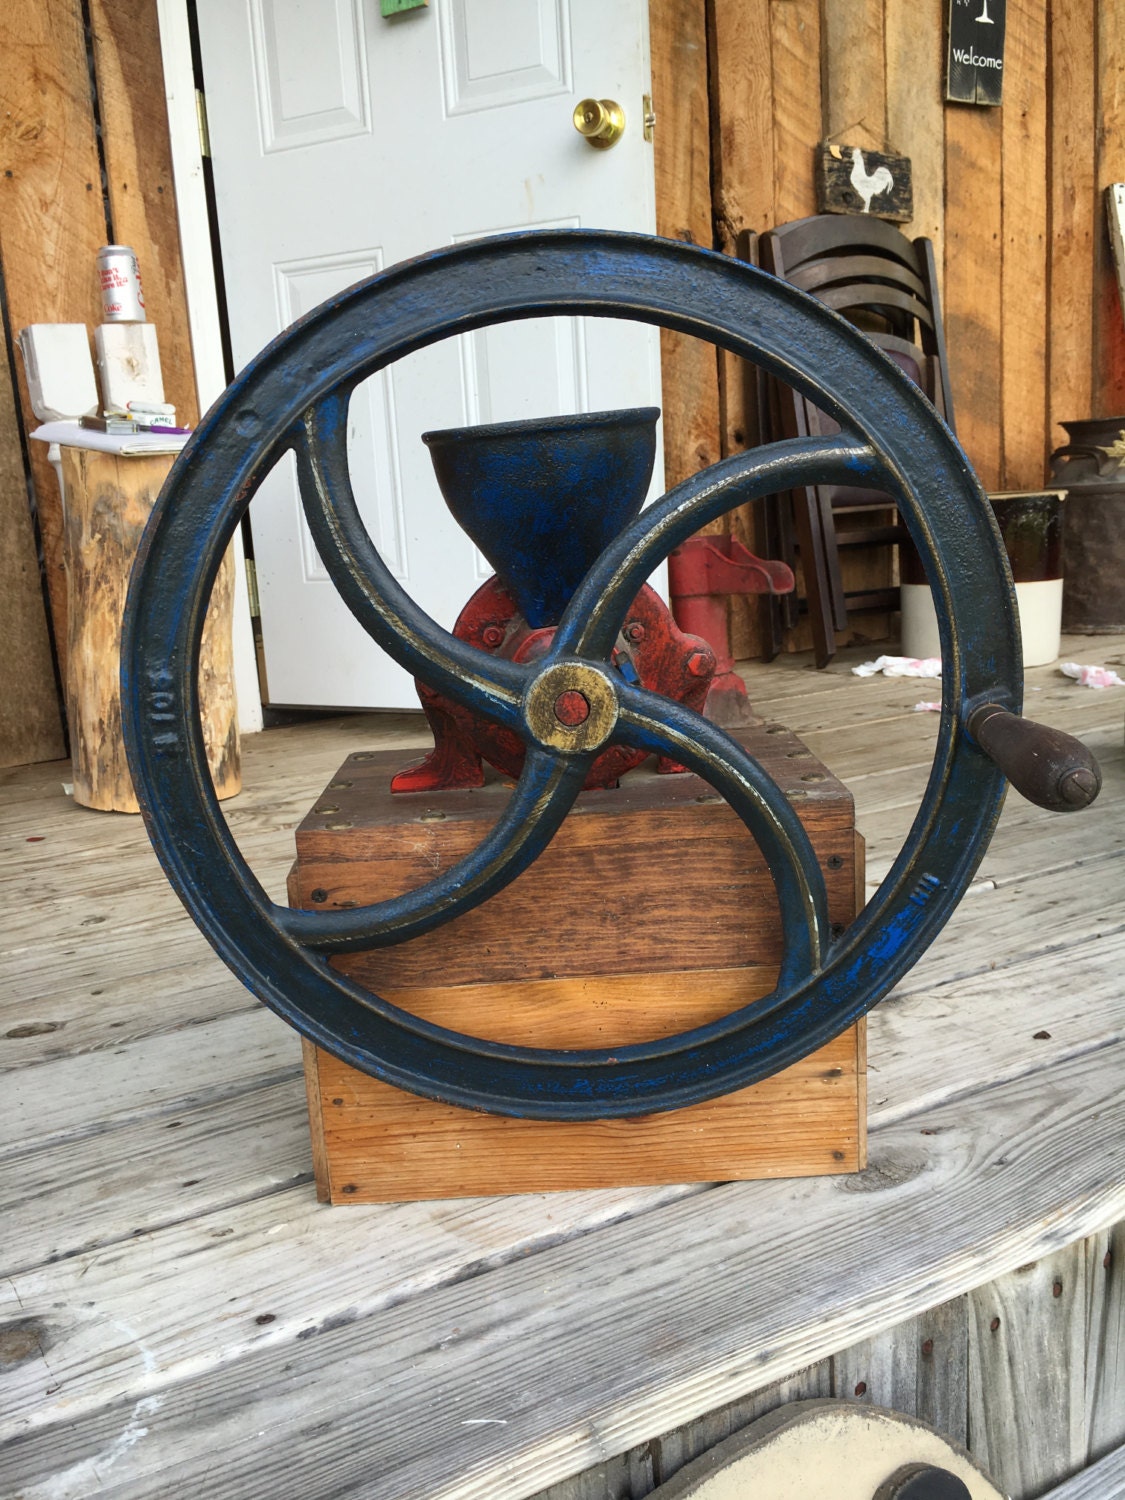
xmin=966 ymin=704 xmax=1102 ymax=812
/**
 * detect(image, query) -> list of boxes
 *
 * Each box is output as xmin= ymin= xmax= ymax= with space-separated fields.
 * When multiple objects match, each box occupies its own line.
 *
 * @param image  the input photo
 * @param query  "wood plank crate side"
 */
xmin=294 ymin=731 xmax=865 ymax=1201
xmin=292 ymin=737 xmax=857 ymax=988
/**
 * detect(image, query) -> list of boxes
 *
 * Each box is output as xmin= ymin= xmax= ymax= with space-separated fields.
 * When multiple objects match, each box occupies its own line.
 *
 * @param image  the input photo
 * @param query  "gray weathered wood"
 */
xmin=2 ymin=1045 xmax=1123 ymax=1497
xmin=1087 ymin=1220 xmax=1125 ymax=1464
xmin=916 ymin=1296 xmax=971 ymax=1449
xmin=833 ymin=1324 xmax=920 ymax=1412
xmin=651 ymin=1361 xmax=834 ymax=1488
xmin=968 ymin=1247 xmax=1089 ymax=1497
xmin=830 ymin=1298 xmax=971 ymax=1442
xmin=0 ymin=632 xmax=1122 ymax=1499
xmin=1039 ymin=1441 xmax=1125 ymax=1499
xmin=0 ymin=1008 xmax=302 ymax=1160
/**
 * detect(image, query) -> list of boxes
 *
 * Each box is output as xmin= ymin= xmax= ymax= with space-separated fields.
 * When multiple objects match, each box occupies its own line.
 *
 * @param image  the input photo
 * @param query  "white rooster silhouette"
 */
xmin=849 ymin=148 xmax=894 ymax=214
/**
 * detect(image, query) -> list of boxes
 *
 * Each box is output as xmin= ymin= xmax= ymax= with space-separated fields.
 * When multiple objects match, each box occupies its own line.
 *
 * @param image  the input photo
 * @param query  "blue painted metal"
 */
xmin=424 ymin=407 xmax=660 ymax=628
xmin=121 ymin=229 xmax=1021 ymax=1120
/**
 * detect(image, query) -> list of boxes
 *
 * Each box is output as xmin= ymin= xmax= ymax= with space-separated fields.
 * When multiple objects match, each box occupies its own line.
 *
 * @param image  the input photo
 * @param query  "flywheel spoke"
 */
xmin=295 ymin=398 xmax=525 ymax=728
xmin=551 ymin=434 xmax=886 ymax=662
xmin=613 ymin=681 xmax=831 ymax=992
xmin=276 ymin=746 xmax=588 ymax=953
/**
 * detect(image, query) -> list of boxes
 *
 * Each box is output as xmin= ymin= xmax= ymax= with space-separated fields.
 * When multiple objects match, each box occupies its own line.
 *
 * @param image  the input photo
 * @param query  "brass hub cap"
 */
xmin=523 ymin=661 xmax=619 ymax=754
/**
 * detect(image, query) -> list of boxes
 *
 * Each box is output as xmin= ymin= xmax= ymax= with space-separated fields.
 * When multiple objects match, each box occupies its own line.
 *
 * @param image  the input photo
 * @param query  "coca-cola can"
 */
xmin=97 ymin=245 xmax=146 ymax=322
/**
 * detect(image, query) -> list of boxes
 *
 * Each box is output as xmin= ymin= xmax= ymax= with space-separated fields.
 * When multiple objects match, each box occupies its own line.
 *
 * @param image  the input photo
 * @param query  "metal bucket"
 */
xmin=1051 ymin=418 xmax=1125 ymax=633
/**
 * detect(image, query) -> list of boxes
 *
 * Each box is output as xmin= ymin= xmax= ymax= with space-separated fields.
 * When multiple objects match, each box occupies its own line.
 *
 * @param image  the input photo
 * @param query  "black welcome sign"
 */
xmin=946 ymin=0 xmax=1007 ymax=106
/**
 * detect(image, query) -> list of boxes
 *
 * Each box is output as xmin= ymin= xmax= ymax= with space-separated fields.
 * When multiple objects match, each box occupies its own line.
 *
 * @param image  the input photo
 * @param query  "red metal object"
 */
xmin=667 ymin=534 xmax=795 ymax=726
xmin=391 ymin=577 xmax=716 ymax=792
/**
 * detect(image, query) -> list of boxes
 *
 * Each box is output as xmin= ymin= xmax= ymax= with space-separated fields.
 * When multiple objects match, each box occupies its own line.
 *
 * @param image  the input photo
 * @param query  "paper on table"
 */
xmin=30 ymin=419 xmax=190 ymax=457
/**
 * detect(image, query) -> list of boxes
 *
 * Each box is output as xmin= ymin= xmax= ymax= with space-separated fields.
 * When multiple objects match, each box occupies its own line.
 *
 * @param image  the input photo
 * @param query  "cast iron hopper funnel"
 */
xmin=422 ymin=407 xmax=660 ymax=628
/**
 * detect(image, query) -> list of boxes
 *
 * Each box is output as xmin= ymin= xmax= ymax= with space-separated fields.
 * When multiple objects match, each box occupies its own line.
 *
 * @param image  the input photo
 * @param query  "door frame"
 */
xmin=156 ymin=0 xmax=263 ymax=733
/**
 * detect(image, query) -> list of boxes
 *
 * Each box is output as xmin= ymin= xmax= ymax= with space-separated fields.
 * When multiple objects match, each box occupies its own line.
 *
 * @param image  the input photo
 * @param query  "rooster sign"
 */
xmin=815 ymin=143 xmax=913 ymax=223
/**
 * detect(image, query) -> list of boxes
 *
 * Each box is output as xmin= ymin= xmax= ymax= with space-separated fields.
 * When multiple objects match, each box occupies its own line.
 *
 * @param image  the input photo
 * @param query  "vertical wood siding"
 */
xmin=0 ymin=0 xmax=197 ymax=763
xmin=674 ymin=0 xmax=1125 ymax=659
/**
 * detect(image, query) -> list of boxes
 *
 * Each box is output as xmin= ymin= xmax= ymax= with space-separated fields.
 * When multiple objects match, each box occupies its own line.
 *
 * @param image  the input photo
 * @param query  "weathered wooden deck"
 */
xmin=2 ymin=635 xmax=1124 ymax=1499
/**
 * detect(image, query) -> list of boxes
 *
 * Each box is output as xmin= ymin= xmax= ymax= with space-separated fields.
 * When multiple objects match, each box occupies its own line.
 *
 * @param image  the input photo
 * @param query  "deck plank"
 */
xmin=0 ymin=1078 xmax=312 ymax=1278
xmin=2 ymin=1044 xmax=1123 ymax=1498
xmin=1 ymin=634 xmax=1122 ymax=1497
xmin=1 ymin=1009 xmax=302 ymax=1159
xmin=1040 ymin=1443 xmax=1125 ymax=1499
xmin=2 ymin=1179 xmax=704 ymax=1442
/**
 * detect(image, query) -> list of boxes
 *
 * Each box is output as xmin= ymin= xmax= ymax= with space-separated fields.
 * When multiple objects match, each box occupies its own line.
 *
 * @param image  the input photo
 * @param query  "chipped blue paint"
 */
xmin=121 ymin=230 xmax=1019 ymax=1119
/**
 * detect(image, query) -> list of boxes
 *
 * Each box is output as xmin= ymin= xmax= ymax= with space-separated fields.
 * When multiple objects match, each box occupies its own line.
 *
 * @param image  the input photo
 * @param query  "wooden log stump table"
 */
xmin=59 ymin=447 xmax=240 ymax=812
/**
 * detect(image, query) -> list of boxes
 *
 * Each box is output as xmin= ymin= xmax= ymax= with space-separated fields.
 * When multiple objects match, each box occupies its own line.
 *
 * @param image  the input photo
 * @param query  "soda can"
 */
xmin=97 ymin=245 xmax=146 ymax=322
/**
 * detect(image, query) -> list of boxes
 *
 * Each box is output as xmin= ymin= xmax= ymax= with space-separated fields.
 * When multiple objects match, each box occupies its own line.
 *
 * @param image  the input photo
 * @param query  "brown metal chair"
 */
xmin=758 ymin=214 xmax=955 ymax=666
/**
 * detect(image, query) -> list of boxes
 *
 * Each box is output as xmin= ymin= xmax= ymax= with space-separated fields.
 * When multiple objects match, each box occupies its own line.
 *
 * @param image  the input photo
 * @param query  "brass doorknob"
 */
xmin=573 ymin=98 xmax=625 ymax=150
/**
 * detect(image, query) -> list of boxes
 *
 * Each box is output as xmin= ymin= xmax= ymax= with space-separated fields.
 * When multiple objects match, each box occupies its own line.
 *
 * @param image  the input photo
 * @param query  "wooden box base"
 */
xmin=291 ymin=725 xmax=866 ymax=1203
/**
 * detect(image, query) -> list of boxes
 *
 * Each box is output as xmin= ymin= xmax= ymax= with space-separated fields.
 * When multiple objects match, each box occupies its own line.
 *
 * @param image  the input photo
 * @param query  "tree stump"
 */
xmin=60 ymin=447 xmax=241 ymax=812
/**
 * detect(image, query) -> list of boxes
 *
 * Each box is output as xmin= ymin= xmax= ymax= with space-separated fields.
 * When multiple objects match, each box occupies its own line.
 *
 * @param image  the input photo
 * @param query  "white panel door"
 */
xmin=196 ymin=0 xmax=661 ymax=708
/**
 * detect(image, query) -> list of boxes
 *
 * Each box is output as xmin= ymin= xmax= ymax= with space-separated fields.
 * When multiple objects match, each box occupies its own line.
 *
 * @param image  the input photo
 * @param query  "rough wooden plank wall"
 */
xmin=0 ymin=0 xmax=201 ymax=760
xmin=708 ymin=0 xmax=824 ymax=660
xmin=0 ymin=0 xmax=108 ymax=678
xmin=651 ymin=0 xmax=721 ymax=491
xmin=0 ymin=315 xmax=66 ymax=767
xmin=1047 ymin=5 xmax=1097 ymax=447
xmin=1000 ymin=0 xmax=1049 ymax=489
xmin=822 ymin=0 xmax=886 ymax=153
xmin=706 ymin=0 xmax=774 ymax=659
xmin=817 ymin=0 xmax=895 ymax=645
xmin=885 ymin=0 xmax=945 ymax=270
xmin=1095 ymin=0 xmax=1125 ymax=415
xmin=944 ymin=103 xmax=1005 ymax=491
xmin=88 ymin=0 xmax=201 ymax=427
xmin=657 ymin=0 xmax=1125 ymax=658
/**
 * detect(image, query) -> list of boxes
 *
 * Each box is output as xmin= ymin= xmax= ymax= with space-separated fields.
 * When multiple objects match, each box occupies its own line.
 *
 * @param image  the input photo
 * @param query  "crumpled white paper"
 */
xmin=852 ymin=655 xmax=942 ymax=679
xmin=913 ymin=701 xmax=942 ymax=713
xmin=1060 ymin=662 xmax=1125 ymax=689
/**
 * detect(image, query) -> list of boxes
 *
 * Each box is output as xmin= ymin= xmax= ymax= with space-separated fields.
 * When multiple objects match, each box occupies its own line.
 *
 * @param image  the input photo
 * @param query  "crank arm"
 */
xmin=966 ymin=704 xmax=1102 ymax=811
